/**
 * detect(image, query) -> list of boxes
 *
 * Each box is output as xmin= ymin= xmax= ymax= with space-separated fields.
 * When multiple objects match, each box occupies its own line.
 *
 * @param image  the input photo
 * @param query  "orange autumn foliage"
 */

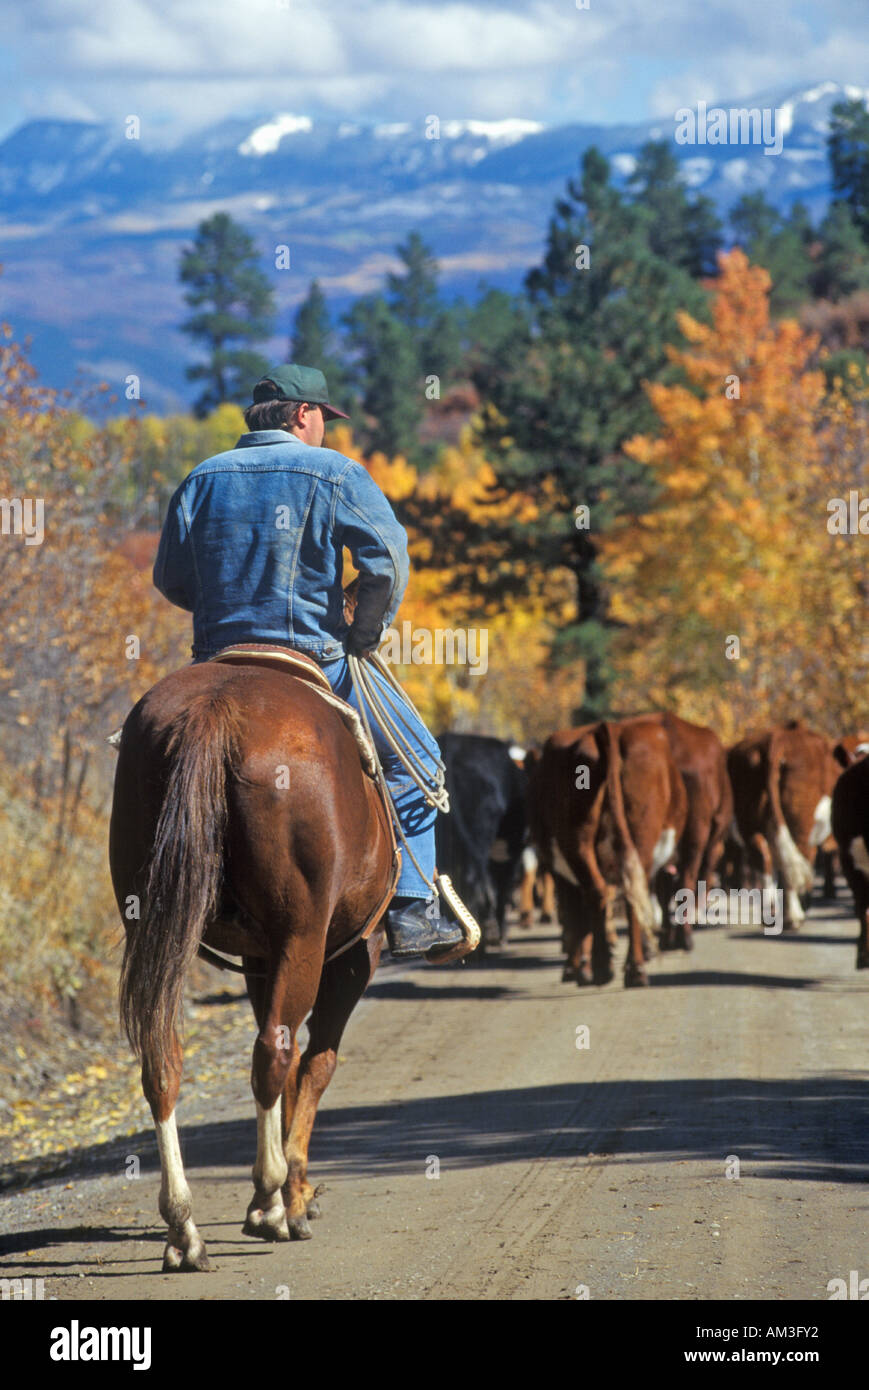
xmin=600 ymin=249 xmax=868 ymax=741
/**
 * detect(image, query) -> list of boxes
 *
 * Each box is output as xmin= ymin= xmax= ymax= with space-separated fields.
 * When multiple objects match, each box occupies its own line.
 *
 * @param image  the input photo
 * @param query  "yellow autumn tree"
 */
xmin=600 ymin=248 xmax=867 ymax=740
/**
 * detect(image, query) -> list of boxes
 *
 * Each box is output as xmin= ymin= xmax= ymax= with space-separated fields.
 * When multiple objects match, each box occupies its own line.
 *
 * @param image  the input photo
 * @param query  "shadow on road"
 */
xmin=3 ymin=1072 xmax=867 ymax=1223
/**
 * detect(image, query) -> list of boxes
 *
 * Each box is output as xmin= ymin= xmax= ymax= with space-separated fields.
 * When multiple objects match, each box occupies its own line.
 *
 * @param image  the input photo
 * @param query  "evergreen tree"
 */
xmin=813 ymin=201 xmax=869 ymax=300
xmin=729 ymin=193 xmax=813 ymax=314
xmin=343 ymin=295 xmax=422 ymax=457
xmin=289 ymin=279 xmax=350 ymax=404
xmin=828 ymin=97 xmax=869 ymax=239
xmin=462 ymin=286 xmax=530 ymax=378
xmin=627 ymin=140 xmax=722 ymax=277
xmin=179 ymin=212 xmax=275 ymax=418
xmin=470 ymin=147 xmax=708 ymax=716
xmin=387 ymin=231 xmax=462 ymax=384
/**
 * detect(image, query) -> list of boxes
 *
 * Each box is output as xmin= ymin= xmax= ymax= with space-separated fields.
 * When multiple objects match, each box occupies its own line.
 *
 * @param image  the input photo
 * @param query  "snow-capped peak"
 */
xmin=239 ymin=114 xmax=313 ymax=156
xmin=441 ymin=118 xmax=544 ymax=144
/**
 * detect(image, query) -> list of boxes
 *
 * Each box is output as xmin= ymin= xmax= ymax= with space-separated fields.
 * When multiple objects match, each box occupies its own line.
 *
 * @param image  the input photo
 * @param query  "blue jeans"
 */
xmin=319 ymin=656 xmax=439 ymax=899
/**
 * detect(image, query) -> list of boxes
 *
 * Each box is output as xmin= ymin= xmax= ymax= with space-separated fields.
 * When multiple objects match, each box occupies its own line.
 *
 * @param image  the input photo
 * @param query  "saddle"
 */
xmin=208 ymin=644 xmax=377 ymax=778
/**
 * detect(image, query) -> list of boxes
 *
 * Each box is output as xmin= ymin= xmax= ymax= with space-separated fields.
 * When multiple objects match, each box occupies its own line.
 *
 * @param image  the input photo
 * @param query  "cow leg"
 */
xmin=490 ymin=860 xmax=513 ymax=944
xmin=554 ymin=877 xmax=597 ymax=985
xmin=747 ymin=834 xmax=774 ymax=896
xmin=841 ymin=843 xmax=869 ymax=970
xmin=541 ymin=871 xmax=557 ymax=924
xmin=817 ymin=846 xmax=837 ymax=900
xmin=623 ymin=898 xmax=651 ymax=988
xmin=282 ymin=936 xmax=383 ymax=1236
xmin=657 ymin=865 xmax=680 ymax=952
xmin=591 ymin=889 xmax=615 ymax=984
xmin=518 ymin=848 xmax=537 ymax=929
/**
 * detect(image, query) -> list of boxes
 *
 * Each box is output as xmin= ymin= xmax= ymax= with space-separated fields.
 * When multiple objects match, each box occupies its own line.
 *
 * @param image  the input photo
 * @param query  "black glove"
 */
xmin=346 ymin=573 xmax=391 ymax=657
xmin=345 ymin=625 xmax=379 ymax=657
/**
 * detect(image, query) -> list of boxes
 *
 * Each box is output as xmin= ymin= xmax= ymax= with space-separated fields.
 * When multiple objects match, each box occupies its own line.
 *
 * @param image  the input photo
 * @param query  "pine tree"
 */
xmin=471 ymin=147 xmax=708 ymax=716
xmin=387 ymin=231 xmax=462 ymax=384
xmin=179 ymin=212 xmax=275 ymax=418
xmin=828 ymin=97 xmax=869 ymax=239
xmin=729 ymin=193 xmax=813 ymax=314
xmin=342 ymin=295 xmax=422 ymax=457
xmin=627 ymin=140 xmax=722 ymax=277
xmin=289 ymin=279 xmax=350 ymax=404
xmin=462 ymin=287 xmax=530 ymax=378
xmin=813 ymin=201 xmax=869 ymax=300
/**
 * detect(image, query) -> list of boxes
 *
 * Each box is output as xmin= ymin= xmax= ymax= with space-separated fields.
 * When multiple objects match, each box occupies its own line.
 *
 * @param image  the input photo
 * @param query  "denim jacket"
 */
xmin=153 ymin=430 xmax=410 ymax=662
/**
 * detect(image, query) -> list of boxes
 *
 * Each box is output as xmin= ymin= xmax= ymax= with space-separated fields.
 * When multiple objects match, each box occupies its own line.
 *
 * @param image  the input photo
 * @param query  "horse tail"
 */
xmin=119 ymin=689 xmax=242 ymax=1079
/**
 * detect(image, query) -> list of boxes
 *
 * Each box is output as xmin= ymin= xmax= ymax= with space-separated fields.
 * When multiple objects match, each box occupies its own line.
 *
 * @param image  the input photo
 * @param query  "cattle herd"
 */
xmin=435 ymin=716 xmax=869 ymax=985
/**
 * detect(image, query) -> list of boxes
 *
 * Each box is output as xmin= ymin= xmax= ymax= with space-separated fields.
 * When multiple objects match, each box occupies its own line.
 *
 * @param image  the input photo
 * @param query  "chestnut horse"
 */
xmin=109 ymin=657 xmax=395 ymax=1271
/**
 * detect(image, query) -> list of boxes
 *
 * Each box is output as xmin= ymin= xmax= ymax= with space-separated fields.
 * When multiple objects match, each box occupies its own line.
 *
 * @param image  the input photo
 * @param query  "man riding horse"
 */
xmin=152 ymin=361 xmax=464 ymax=961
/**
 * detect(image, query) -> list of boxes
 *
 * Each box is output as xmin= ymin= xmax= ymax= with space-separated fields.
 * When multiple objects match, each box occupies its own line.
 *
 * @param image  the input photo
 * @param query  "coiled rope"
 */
xmin=347 ymin=650 xmax=449 ymax=898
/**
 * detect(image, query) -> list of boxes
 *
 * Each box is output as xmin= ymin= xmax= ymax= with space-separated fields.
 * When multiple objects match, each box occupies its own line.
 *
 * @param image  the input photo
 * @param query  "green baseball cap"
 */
xmin=251 ymin=363 xmax=350 ymax=420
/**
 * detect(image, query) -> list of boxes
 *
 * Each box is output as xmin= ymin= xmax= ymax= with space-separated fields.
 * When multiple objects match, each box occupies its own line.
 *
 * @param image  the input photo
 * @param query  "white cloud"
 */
xmin=1 ymin=0 xmax=869 ymax=143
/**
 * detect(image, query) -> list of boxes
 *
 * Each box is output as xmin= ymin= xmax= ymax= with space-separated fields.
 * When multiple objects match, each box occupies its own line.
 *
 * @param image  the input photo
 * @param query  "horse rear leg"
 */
xmin=242 ymin=938 xmax=324 ymax=1243
xmin=281 ymin=935 xmax=383 ymax=1239
xmin=143 ymin=1040 xmax=211 ymax=1273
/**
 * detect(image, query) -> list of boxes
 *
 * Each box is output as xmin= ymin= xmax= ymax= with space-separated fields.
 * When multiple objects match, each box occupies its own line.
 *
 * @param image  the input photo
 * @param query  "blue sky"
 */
xmin=0 ymin=0 xmax=868 ymax=143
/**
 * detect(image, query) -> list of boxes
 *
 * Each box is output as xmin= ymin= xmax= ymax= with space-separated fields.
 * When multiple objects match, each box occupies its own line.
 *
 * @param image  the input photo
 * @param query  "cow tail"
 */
xmin=598 ymin=720 xmax=656 ymax=934
xmin=766 ymin=729 xmax=815 ymax=897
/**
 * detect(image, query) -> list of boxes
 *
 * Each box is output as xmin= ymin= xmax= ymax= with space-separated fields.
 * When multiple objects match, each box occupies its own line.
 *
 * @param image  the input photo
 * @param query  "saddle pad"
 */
xmin=209 ymin=644 xmax=332 ymax=692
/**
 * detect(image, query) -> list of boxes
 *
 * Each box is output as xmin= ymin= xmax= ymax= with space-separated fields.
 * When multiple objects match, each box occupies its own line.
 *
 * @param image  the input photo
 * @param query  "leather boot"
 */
xmin=385 ymin=896 xmax=465 ymax=959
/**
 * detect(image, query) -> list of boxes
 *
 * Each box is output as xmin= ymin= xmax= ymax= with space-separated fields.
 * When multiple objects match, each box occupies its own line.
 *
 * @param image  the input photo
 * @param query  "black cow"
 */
xmin=831 ymin=754 xmax=869 ymax=970
xmin=435 ymin=733 xmax=527 ymax=948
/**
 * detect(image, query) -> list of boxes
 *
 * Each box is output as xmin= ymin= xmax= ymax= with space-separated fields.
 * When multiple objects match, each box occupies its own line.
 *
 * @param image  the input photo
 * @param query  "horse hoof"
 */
xmin=243 ymin=1209 xmax=290 ymax=1242
xmin=306 ymin=1200 xmax=322 ymax=1220
xmin=163 ymin=1242 xmax=211 ymax=1273
xmin=561 ymin=965 xmax=576 ymax=983
xmin=678 ymin=930 xmax=694 ymax=953
xmin=857 ymin=952 xmax=869 ymax=970
xmin=592 ymin=964 xmax=614 ymax=986
xmin=574 ymin=958 xmax=593 ymax=986
xmin=288 ymin=1214 xmax=313 ymax=1241
xmin=624 ymin=966 xmax=649 ymax=988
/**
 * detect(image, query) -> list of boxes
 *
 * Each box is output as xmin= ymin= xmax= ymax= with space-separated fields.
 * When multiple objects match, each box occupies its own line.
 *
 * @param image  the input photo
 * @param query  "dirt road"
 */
xmin=2 ymin=898 xmax=868 ymax=1302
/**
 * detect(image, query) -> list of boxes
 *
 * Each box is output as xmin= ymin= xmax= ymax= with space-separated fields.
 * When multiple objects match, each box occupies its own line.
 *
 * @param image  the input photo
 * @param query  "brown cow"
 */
xmin=727 ymin=721 xmax=838 ymax=928
xmin=621 ymin=712 xmax=732 ymax=952
xmin=531 ymin=718 xmax=686 ymax=988
xmin=831 ymin=755 xmax=869 ymax=969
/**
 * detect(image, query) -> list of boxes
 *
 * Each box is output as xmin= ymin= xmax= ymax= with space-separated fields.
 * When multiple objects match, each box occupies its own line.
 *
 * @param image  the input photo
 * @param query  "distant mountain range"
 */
xmin=0 ymin=81 xmax=865 ymax=412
